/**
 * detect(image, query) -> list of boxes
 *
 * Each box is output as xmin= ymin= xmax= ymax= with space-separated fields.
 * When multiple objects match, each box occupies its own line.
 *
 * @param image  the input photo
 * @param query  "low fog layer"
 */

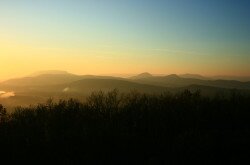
xmin=0 ymin=91 xmax=15 ymax=98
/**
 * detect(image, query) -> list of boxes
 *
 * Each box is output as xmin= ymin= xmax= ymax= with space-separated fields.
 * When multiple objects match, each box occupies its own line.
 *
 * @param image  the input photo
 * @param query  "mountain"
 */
xmin=1 ymin=72 xmax=250 ymax=95
xmin=131 ymin=74 xmax=184 ymax=87
xmin=131 ymin=74 xmax=250 ymax=89
xmin=1 ymin=72 xmax=250 ymax=111
xmin=66 ymin=78 xmax=167 ymax=94
xmin=0 ymin=74 xmax=168 ymax=110
xmin=179 ymin=73 xmax=209 ymax=80
xmin=0 ymin=72 xmax=124 ymax=89
xmin=130 ymin=72 xmax=153 ymax=79
xmin=211 ymin=76 xmax=250 ymax=82
xmin=179 ymin=84 xmax=250 ymax=97
xmin=1 ymin=73 xmax=82 ymax=88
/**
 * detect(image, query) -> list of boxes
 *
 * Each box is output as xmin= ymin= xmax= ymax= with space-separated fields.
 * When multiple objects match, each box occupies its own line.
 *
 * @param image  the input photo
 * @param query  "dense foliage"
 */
xmin=0 ymin=89 xmax=250 ymax=164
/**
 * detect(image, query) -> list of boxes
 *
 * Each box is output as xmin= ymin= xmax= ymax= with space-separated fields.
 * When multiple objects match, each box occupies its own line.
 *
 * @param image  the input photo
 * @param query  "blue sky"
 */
xmin=0 ymin=0 xmax=250 ymax=78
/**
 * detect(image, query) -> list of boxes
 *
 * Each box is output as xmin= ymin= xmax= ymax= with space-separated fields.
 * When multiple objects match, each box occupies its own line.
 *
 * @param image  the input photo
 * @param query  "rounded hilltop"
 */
xmin=130 ymin=72 xmax=153 ymax=79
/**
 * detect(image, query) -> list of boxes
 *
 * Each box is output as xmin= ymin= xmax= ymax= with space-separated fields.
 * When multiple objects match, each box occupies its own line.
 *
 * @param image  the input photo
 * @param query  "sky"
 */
xmin=0 ymin=0 xmax=250 ymax=79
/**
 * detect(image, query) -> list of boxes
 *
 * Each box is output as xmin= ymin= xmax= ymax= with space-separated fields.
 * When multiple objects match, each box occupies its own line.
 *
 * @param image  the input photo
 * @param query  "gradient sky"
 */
xmin=1 ymin=0 xmax=250 ymax=79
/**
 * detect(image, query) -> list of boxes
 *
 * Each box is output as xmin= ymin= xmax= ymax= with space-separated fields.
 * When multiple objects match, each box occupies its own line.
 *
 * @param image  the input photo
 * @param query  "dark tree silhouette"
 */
xmin=0 ymin=90 xmax=250 ymax=164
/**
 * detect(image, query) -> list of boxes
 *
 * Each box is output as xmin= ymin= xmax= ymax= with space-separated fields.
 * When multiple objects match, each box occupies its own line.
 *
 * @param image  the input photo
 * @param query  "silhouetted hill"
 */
xmin=132 ymin=74 xmax=250 ymax=89
xmin=0 ymin=73 xmax=124 ymax=89
xmin=2 ymin=72 xmax=250 ymax=91
xmin=179 ymin=73 xmax=209 ymax=80
xmin=0 ymin=75 xmax=167 ymax=110
xmin=178 ymin=84 xmax=250 ymax=97
xmin=1 ymin=73 xmax=80 ymax=87
xmin=0 ymin=73 xmax=163 ymax=97
xmin=66 ymin=78 xmax=167 ymax=94
xmin=212 ymin=75 xmax=250 ymax=82
xmin=1 ymin=73 xmax=250 ymax=110
xmin=130 ymin=72 xmax=153 ymax=79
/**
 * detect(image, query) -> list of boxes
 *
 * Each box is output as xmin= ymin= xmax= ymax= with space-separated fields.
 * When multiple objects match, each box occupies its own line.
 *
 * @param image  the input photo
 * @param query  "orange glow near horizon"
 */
xmin=1 ymin=1 xmax=250 ymax=80
xmin=1 ymin=39 xmax=250 ymax=80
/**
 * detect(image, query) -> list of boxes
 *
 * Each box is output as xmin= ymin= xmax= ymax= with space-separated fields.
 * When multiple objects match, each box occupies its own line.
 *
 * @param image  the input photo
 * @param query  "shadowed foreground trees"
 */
xmin=0 ymin=89 xmax=250 ymax=164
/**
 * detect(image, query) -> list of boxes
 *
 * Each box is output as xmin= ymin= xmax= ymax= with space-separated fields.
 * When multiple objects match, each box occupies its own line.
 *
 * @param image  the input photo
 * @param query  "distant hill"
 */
xmin=1 ymin=74 xmax=82 ymax=88
xmin=179 ymin=73 xmax=209 ymax=80
xmin=178 ymin=84 xmax=250 ymax=97
xmin=0 ymin=72 xmax=124 ymax=89
xmin=66 ymin=78 xmax=167 ymax=94
xmin=131 ymin=74 xmax=185 ymax=87
xmin=1 ymin=72 xmax=250 ymax=94
xmin=211 ymin=76 xmax=250 ymax=82
xmin=131 ymin=74 xmax=250 ymax=89
xmin=1 ymin=72 xmax=250 ymax=111
xmin=130 ymin=72 xmax=153 ymax=79
xmin=0 ymin=75 xmax=168 ymax=110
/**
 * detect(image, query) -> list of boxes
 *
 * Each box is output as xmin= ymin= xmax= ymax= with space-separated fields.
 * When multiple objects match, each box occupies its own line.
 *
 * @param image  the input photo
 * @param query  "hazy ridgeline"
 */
xmin=0 ymin=89 xmax=250 ymax=164
xmin=1 ymin=72 xmax=250 ymax=112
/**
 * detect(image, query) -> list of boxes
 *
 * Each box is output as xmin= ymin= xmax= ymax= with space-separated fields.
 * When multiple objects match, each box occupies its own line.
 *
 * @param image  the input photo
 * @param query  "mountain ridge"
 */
xmin=1 ymin=71 xmax=250 ymax=110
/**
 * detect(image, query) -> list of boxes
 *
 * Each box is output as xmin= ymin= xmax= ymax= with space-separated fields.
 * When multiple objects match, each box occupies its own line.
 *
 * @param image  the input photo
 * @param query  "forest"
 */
xmin=0 ymin=89 xmax=250 ymax=164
